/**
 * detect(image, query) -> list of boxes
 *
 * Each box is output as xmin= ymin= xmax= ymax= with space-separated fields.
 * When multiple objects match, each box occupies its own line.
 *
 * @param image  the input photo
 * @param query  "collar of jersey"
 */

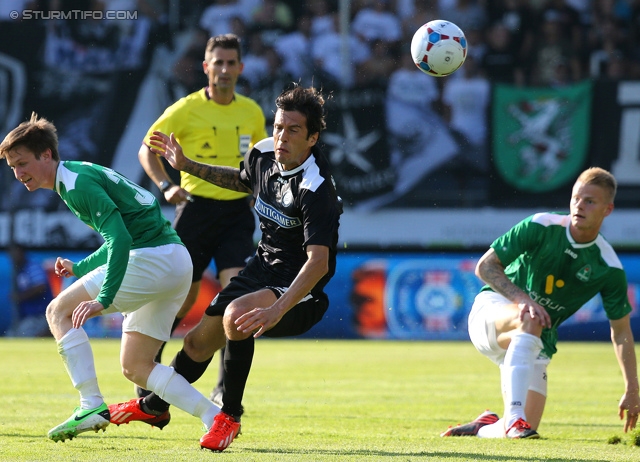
xmin=204 ymin=86 xmax=235 ymax=102
xmin=279 ymin=153 xmax=315 ymax=177
xmin=565 ymin=222 xmax=597 ymax=249
xmin=54 ymin=161 xmax=64 ymax=194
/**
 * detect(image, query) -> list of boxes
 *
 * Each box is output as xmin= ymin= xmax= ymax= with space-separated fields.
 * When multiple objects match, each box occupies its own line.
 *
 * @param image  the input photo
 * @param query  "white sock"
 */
xmin=58 ymin=328 xmax=103 ymax=409
xmin=502 ymin=332 xmax=543 ymax=429
xmin=477 ymin=418 xmax=506 ymax=438
xmin=146 ymin=364 xmax=220 ymax=428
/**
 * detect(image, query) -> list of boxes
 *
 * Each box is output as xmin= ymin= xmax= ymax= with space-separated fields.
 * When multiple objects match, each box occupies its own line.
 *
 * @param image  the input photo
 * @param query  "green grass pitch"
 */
xmin=1 ymin=338 xmax=639 ymax=461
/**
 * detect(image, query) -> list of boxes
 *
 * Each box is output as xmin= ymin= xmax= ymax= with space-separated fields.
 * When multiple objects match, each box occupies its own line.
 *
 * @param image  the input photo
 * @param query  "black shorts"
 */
xmin=205 ymin=259 xmax=328 ymax=338
xmin=174 ymin=196 xmax=255 ymax=282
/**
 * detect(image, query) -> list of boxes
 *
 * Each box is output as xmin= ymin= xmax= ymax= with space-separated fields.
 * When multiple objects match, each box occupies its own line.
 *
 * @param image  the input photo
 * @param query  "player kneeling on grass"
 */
xmin=108 ymin=85 xmax=342 ymax=452
xmin=442 ymin=167 xmax=640 ymax=439
xmin=0 ymin=114 xmax=222 ymax=445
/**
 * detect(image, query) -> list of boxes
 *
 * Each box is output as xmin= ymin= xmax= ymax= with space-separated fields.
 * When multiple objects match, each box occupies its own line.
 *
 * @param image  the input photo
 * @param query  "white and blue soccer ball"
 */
xmin=410 ymin=20 xmax=467 ymax=77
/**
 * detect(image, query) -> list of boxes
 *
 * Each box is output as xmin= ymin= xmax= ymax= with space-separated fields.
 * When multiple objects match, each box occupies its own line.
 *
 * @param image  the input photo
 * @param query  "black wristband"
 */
xmin=159 ymin=180 xmax=173 ymax=192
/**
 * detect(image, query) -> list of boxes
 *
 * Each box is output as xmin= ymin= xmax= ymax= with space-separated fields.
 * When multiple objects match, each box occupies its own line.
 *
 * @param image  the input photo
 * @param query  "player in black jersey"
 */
xmin=109 ymin=85 xmax=342 ymax=451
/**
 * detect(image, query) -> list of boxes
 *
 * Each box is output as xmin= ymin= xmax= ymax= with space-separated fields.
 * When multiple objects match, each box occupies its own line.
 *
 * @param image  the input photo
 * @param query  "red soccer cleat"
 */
xmin=108 ymin=398 xmax=171 ymax=430
xmin=441 ymin=410 xmax=500 ymax=437
xmin=200 ymin=412 xmax=241 ymax=452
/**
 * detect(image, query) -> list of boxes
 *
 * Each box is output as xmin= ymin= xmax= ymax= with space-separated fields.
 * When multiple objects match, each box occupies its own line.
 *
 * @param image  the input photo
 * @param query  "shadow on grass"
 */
xmin=551 ymin=422 xmax=621 ymax=430
xmin=0 ymin=432 xmax=187 ymax=442
xmin=0 ymin=433 xmax=619 ymax=462
xmin=237 ymin=447 xmax=614 ymax=461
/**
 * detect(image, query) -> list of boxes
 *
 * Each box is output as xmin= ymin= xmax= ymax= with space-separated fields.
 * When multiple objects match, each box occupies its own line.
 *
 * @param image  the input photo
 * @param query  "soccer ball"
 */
xmin=410 ymin=20 xmax=467 ymax=77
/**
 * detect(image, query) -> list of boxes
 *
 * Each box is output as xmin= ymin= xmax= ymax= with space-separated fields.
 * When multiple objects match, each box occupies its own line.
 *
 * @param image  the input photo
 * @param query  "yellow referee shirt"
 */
xmin=144 ymin=88 xmax=267 ymax=200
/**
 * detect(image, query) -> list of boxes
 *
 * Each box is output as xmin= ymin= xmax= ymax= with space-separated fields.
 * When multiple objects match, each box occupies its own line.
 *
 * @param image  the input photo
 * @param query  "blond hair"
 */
xmin=576 ymin=167 xmax=617 ymax=202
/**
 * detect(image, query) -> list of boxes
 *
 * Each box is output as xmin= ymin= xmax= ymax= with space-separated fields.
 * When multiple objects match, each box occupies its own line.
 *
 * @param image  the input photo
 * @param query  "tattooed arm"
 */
xmin=476 ymin=248 xmax=551 ymax=328
xmin=148 ymin=131 xmax=252 ymax=194
xmin=182 ymin=162 xmax=251 ymax=193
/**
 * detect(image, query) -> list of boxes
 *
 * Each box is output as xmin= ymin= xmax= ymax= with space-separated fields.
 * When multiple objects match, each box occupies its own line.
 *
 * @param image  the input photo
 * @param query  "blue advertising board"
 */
xmin=1 ymin=250 xmax=639 ymax=341
xmin=304 ymin=252 xmax=640 ymax=341
xmin=303 ymin=253 xmax=484 ymax=340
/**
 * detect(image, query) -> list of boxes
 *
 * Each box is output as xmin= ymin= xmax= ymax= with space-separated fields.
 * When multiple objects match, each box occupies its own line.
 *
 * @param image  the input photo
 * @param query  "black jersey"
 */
xmin=239 ymin=137 xmax=342 ymax=294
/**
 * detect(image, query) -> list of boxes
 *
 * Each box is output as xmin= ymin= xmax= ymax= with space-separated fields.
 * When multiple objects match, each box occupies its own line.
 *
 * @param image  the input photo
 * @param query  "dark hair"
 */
xmin=0 ymin=112 xmax=59 ymax=161
xmin=275 ymin=85 xmax=327 ymax=138
xmin=205 ymin=34 xmax=243 ymax=62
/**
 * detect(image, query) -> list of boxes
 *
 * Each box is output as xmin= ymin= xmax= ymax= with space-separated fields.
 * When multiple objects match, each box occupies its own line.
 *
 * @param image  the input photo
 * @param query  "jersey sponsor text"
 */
xmin=254 ymin=196 xmax=301 ymax=228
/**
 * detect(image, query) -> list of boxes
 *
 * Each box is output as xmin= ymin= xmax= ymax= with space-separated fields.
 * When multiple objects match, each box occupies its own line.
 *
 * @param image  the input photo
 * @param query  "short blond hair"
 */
xmin=575 ymin=167 xmax=617 ymax=202
xmin=0 ymin=112 xmax=59 ymax=160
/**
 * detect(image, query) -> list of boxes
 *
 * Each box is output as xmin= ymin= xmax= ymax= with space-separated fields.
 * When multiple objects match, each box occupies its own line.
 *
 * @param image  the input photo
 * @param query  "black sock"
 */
xmin=170 ymin=348 xmax=213 ymax=383
xmin=141 ymin=399 xmax=164 ymax=416
xmin=214 ymin=346 xmax=226 ymax=392
xmin=221 ymin=338 xmax=254 ymax=418
xmin=142 ymin=349 xmax=213 ymax=414
xmin=143 ymin=392 xmax=171 ymax=414
xmin=154 ymin=317 xmax=184 ymax=363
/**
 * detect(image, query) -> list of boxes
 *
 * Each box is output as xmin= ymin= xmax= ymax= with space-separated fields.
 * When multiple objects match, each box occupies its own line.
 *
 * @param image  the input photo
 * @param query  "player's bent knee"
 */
xmin=183 ymin=331 xmax=215 ymax=362
xmin=222 ymin=305 xmax=242 ymax=334
xmin=222 ymin=312 xmax=249 ymax=341
xmin=120 ymin=361 xmax=150 ymax=386
xmin=45 ymin=301 xmax=56 ymax=324
xmin=45 ymin=298 xmax=70 ymax=325
xmin=182 ymin=333 xmax=203 ymax=359
xmin=120 ymin=365 xmax=136 ymax=383
xmin=223 ymin=303 xmax=242 ymax=321
xmin=521 ymin=318 xmax=543 ymax=337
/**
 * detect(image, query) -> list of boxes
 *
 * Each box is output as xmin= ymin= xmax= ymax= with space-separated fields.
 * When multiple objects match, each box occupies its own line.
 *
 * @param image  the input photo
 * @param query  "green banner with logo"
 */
xmin=492 ymin=81 xmax=592 ymax=192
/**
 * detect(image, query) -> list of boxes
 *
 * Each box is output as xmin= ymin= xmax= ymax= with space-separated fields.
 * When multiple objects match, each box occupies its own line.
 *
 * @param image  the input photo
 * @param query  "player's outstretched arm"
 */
xmin=610 ymin=315 xmax=640 ymax=432
xmin=139 ymin=143 xmax=192 ymax=204
xmin=149 ymin=131 xmax=251 ymax=193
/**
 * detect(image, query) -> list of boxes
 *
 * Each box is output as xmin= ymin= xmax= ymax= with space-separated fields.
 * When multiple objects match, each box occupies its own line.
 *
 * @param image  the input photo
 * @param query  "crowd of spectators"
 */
xmin=3 ymin=0 xmax=640 ymax=93
xmin=166 ymin=0 xmax=640 ymax=92
xmin=0 ymin=0 xmax=637 ymax=208
xmin=147 ymin=0 xmax=639 ymax=181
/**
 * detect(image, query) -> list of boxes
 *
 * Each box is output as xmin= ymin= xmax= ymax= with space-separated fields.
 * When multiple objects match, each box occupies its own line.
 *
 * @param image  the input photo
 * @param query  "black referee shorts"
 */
xmin=174 ymin=196 xmax=255 ymax=282
xmin=205 ymin=260 xmax=329 ymax=338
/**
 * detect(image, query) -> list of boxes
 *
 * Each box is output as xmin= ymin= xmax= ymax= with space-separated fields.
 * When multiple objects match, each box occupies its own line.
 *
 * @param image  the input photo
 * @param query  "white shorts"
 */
xmin=468 ymin=291 xmax=550 ymax=396
xmin=81 ymin=243 xmax=192 ymax=342
xmin=468 ymin=291 xmax=509 ymax=365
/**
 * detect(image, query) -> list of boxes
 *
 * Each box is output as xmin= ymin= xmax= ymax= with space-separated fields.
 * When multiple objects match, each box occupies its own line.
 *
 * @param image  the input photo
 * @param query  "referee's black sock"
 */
xmin=154 ymin=316 xmax=184 ymax=363
xmin=213 ymin=347 xmax=226 ymax=393
xmin=221 ymin=338 xmax=254 ymax=418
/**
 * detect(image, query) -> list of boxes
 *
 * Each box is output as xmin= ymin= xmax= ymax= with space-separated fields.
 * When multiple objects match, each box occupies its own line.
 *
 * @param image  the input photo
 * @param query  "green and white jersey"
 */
xmin=485 ymin=212 xmax=631 ymax=358
xmin=55 ymin=161 xmax=182 ymax=308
